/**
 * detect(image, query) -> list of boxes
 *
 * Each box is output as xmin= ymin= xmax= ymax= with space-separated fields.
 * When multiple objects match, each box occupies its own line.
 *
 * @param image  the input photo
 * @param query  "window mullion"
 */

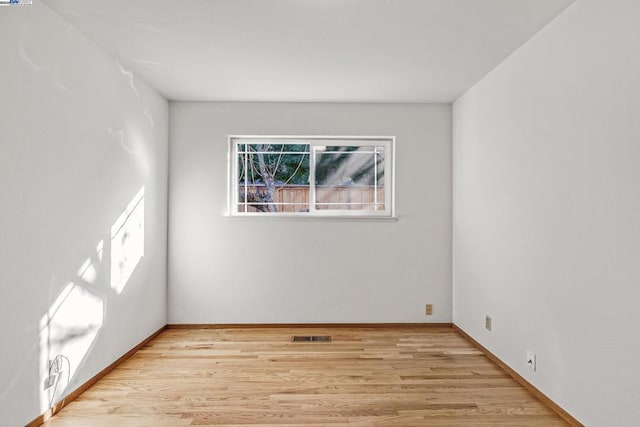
xmin=309 ymin=144 xmax=317 ymax=214
xmin=385 ymin=142 xmax=392 ymax=215
xmin=374 ymin=146 xmax=378 ymax=210
xmin=243 ymin=143 xmax=248 ymax=213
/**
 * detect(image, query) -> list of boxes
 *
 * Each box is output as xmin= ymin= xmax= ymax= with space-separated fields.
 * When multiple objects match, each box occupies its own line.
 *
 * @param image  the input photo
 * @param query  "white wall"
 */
xmin=169 ymin=102 xmax=451 ymax=324
xmin=0 ymin=2 xmax=168 ymax=425
xmin=453 ymin=0 xmax=640 ymax=425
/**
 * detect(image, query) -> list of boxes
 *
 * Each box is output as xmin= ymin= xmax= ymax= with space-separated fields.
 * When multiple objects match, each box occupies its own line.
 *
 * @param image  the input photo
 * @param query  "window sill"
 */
xmin=223 ymin=214 xmax=398 ymax=222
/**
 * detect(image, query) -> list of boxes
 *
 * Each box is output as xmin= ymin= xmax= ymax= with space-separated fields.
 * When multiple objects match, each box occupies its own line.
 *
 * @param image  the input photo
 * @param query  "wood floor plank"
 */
xmin=42 ymin=327 xmax=568 ymax=426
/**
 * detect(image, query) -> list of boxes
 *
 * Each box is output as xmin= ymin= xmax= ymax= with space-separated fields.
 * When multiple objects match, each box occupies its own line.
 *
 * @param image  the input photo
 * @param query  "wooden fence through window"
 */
xmin=237 ymin=184 xmax=385 ymax=213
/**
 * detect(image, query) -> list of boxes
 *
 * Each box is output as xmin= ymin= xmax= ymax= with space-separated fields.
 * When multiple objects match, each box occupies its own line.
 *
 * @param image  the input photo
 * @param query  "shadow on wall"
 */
xmin=38 ymin=187 xmax=145 ymax=413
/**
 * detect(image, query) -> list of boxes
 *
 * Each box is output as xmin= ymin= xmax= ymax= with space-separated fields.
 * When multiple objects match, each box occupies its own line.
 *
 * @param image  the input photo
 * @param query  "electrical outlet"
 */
xmin=49 ymin=358 xmax=61 ymax=375
xmin=527 ymin=350 xmax=536 ymax=371
xmin=49 ymin=354 xmax=65 ymax=376
xmin=44 ymin=354 xmax=67 ymax=390
xmin=43 ymin=375 xmax=57 ymax=390
xmin=485 ymin=315 xmax=492 ymax=331
xmin=425 ymin=304 xmax=433 ymax=315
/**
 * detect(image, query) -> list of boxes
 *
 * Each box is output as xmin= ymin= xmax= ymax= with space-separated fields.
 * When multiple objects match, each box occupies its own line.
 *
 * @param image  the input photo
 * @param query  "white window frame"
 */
xmin=228 ymin=135 xmax=395 ymax=218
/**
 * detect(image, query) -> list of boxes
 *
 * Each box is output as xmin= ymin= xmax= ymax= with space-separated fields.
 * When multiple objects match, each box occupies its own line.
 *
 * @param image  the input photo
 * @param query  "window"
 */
xmin=229 ymin=136 xmax=394 ymax=217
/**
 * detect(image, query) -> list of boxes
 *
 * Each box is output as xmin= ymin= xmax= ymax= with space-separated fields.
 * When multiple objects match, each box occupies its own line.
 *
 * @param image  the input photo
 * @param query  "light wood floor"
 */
xmin=42 ymin=326 xmax=567 ymax=426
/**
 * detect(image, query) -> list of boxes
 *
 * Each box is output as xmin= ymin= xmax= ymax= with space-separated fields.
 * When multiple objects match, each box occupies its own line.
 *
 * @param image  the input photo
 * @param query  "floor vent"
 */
xmin=291 ymin=336 xmax=331 ymax=342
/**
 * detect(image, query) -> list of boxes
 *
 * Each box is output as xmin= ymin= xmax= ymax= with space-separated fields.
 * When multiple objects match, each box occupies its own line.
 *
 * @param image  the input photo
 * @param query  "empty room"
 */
xmin=1 ymin=0 xmax=638 ymax=426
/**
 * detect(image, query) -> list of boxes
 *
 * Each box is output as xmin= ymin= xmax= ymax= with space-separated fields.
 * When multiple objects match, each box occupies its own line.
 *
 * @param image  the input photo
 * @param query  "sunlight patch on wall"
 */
xmin=116 ymin=59 xmax=140 ymax=98
xmin=96 ymin=240 xmax=104 ymax=262
xmin=39 ymin=282 xmax=103 ymax=412
xmin=107 ymin=128 xmax=133 ymax=154
xmin=110 ymin=187 xmax=145 ymax=294
xmin=76 ymin=257 xmax=97 ymax=284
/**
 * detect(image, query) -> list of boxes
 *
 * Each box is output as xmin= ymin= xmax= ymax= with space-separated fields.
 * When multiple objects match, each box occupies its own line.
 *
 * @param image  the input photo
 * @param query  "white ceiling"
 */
xmin=43 ymin=0 xmax=574 ymax=102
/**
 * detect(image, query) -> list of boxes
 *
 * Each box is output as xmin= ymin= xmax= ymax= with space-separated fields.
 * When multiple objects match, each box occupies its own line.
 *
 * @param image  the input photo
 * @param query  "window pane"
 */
xmin=315 ymin=145 xmax=385 ymax=211
xmin=236 ymin=143 xmax=310 ymax=213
